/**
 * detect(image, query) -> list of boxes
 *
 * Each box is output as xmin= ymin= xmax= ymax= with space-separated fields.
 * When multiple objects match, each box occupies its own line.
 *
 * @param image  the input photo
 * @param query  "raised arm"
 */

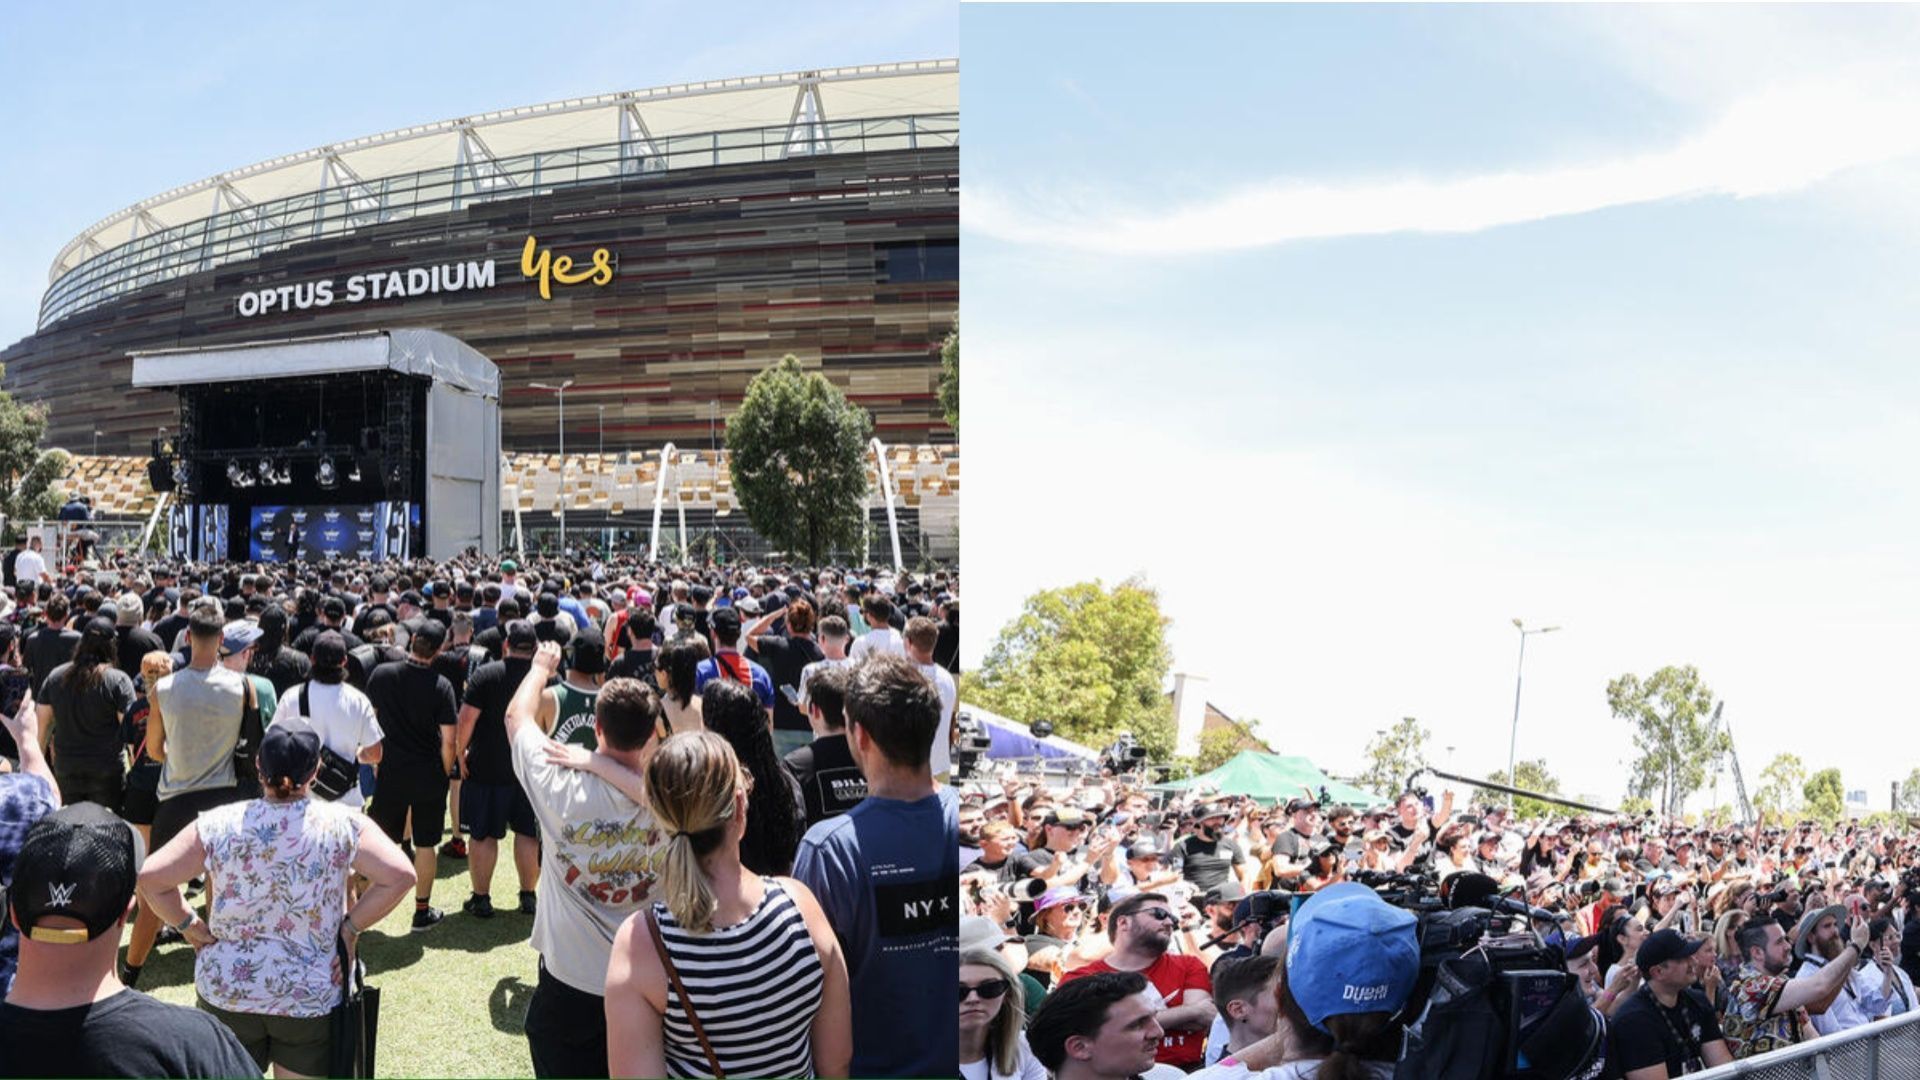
xmin=506 ymin=642 xmax=563 ymax=744
xmin=2 ymin=689 xmax=56 ymax=802
xmin=1778 ymin=917 xmax=1870 ymax=1015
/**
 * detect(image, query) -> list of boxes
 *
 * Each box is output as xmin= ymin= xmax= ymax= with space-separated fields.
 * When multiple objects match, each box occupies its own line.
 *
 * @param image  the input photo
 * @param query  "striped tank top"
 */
xmin=655 ymin=877 xmax=824 ymax=1079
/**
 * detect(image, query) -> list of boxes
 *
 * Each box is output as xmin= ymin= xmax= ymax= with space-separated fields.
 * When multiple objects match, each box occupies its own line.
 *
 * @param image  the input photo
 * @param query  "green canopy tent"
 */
xmin=1150 ymin=750 xmax=1379 ymax=807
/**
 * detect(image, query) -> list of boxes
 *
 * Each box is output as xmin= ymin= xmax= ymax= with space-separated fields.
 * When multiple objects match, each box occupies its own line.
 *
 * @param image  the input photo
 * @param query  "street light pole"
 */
xmin=530 ymin=380 xmax=573 ymax=553
xmin=1506 ymin=619 xmax=1560 ymax=812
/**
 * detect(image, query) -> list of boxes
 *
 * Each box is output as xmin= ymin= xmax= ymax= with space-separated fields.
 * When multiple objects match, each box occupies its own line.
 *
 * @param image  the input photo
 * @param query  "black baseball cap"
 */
xmin=9 ymin=803 xmax=147 ymax=944
xmin=311 ymin=630 xmax=348 ymax=670
xmin=1284 ymin=796 xmax=1321 ymax=814
xmin=1635 ymin=928 xmax=1704 ymax=972
xmin=505 ymin=619 xmax=538 ymax=651
xmin=710 ymin=606 xmax=741 ymax=634
xmin=259 ymin=725 xmax=321 ymax=787
xmin=566 ymin=626 xmax=608 ymax=674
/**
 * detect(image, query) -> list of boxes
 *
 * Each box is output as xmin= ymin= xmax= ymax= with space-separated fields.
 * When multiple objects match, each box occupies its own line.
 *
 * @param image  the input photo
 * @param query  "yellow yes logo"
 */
xmin=520 ymin=235 xmax=615 ymax=301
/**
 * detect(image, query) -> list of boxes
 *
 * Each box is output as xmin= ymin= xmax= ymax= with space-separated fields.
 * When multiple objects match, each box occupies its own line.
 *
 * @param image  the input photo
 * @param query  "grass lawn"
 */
xmin=124 ymin=842 xmax=540 ymax=1078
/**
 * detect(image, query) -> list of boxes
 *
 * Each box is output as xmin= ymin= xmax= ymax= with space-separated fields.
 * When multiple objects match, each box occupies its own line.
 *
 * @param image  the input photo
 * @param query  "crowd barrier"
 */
xmin=1693 ymin=1007 xmax=1920 ymax=1079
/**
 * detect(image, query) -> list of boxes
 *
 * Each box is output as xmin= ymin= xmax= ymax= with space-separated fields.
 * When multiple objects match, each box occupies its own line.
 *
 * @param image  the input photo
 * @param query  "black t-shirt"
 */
xmin=783 ymin=732 xmax=866 ymax=825
xmin=1609 ymin=985 xmax=1723 ymax=1076
xmin=461 ymin=657 xmax=535 ymax=784
xmin=40 ymin=662 xmax=136 ymax=768
xmin=1267 ymin=828 xmax=1315 ymax=879
xmin=22 ymin=626 xmax=79 ymax=698
xmin=0 ymin=988 xmax=258 ymax=1078
xmin=291 ymin=624 xmax=363 ymax=657
xmin=1173 ymin=834 xmax=1244 ymax=891
xmin=364 ymin=659 xmax=456 ymax=773
xmin=607 ymin=645 xmax=656 ymax=689
xmin=934 ymin=622 xmax=959 ymax=673
xmin=151 ymin=613 xmax=188 ymax=652
xmin=250 ymin=646 xmax=312 ymax=696
xmin=2 ymin=548 xmax=18 ymax=589
xmin=962 ymin=854 xmax=1019 ymax=883
xmin=431 ymin=649 xmax=472 ymax=703
xmin=749 ymin=633 xmax=824 ymax=733
xmin=114 ymin=625 xmax=166 ymax=682
xmin=472 ymin=625 xmax=505 ymax=663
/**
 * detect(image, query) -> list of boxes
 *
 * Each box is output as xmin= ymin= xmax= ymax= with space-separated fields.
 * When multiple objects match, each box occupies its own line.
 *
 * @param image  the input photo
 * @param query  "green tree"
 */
xmin=725 ymin=355 xmax=873 ymax=564
xmin=1899 ymin=768 xmax=1920 ymax=815
xmin=1473 ymin=758 xmax=1564 ymax=819
xmin=1619 ymin=795 xmax=1654 ymax=816
xmin=1754 ymin=753 xmax=1805 ymax=820
xmin=0 ymin=366 xmax=65 ymax=538
xmin=937 ymin=317 xmax=958 ymax=432
xmin=965 ymin=578 xmax=1176 ymax=760
xmin=1355 ymin=717 xmax=1429 ymax=800
xmin=1193 ymin=726 xmax=1246 ymax=775
xmin=1606 ymin=665 xmax=1723 ymax=818
xmin=1803 ymin=767 xmax=1846 ymax=823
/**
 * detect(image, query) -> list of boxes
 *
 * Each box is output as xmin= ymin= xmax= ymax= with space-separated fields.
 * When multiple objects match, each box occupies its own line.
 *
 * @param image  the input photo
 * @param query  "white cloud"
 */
xmin=967 ymin=68 xmax=1920 ymax=255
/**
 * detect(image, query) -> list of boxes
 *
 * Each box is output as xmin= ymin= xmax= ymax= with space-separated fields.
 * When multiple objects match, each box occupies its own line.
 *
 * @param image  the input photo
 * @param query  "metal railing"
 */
xmin=1693 ymin=1007 xmax=1920 ymax=1079
xmin=39 ymin=112 xmax=959 ymax=328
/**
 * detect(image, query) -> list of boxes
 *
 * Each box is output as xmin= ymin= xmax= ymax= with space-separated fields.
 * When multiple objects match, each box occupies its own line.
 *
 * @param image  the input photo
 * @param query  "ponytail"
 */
xmin=644 ymin=731 xmax=742 ymax=933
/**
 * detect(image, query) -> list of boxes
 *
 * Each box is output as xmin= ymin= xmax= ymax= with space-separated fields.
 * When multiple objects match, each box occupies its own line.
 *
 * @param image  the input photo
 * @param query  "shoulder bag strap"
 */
xmin=646 ymin=908 xmax=724 ymax=1078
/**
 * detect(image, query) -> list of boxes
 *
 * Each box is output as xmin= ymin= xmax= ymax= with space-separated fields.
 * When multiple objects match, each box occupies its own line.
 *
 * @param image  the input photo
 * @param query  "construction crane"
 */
xmin=1708 ymin=702 xmax=1756 ymax=825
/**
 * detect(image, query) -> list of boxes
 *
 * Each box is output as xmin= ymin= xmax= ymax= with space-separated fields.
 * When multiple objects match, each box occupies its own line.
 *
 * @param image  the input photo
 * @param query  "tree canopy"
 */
xmin=1802 ymin=767 xmax=1846 ymax=823
xmin=1473 ymin=758 xmax=1565 ymax=819
xmin=1607 ymin=665 xmax=1724 ymax=818
xmin=938 ymin=317 xmax=958 ymax=432
xmin=725 ymin=355 xmax=873 ymax=564
xmin=964 ymin=578 xmax=1176 ymax=760
xmin=1356 ymin=717 xmax=1429 ymax=800
xmin=1755 ymin=752 xmax=1805 ymax=820
xmin=0 ymin=365 xmax=65 ymax=536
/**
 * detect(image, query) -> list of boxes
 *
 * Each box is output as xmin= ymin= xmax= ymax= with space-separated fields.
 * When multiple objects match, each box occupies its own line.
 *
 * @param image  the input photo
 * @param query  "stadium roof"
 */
xmin=49 ymin=59 xmax=957 ymax=286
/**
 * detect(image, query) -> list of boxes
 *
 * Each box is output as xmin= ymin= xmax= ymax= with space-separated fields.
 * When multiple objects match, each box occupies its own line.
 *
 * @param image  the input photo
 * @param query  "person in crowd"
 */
xmin=745 ymin=596 xmax=825 ymax=757
xmin=699 ymin=678 xmax=806 ymax=877
xmin=693 ymin=606 xmax=773 ymax=714
xmin=247 ymin=603 xmax=311 ymax=696
xmin=13 ymin=534 xmax=48 ymax=589
xmin=0 ymin=803 xmax=258 ymax=1078
xmin=1173 ymin=802 xmax=1251 ymax=894
xmin=1598 ymin=910 xmax=1650 ymax=991
xmin=848 ymin=593 xmax=903 ymax=660
xmin=605 ymin=608 xmax=657 ymax=687
xmin=529 ymin=625 xmax=607 ymax=750
xmin=22 ymin=591 xmax=78 ymax=699
xmin=901 ymin=615 xmax=955 ymax=776
xmin=1027 ymin=970 xmax=1186 ymax=1080
xmin=507 ymin=641 xmax=667 ymax=1078
xmin=1206 ymin=954 xmax=1281 ymax=1069
xmin=1298 ymin=838 xmax=1347 ymax=894
xmin=797 ymin=613 xmax=853 ymax=709
xmin=269 ymin=630 xmax=384 ymax=810
xmin=653 ymin=635 xmax=708 ymax=734
xmin=364 ymin=616 xmax=457 ymax=930
xmin=38 ymin=614 xmax=135 ymax=811
xmin=0 ymin=683 xmax=56 ymax=999
xmin=146 ymin=608 xmax=249 ymax=866
xmin=604 ymin=730 xmax=851 ymax=1078
xmin=792 ymin=652 xmax=956 ymax=1078
xmin=1058 ymin=890 xmax=1215 ymax=1071
xmin=455 ymin=619 xmax=542 ymax=918
xmin=784 ymin=663 xmax=866 ymax=826
xmin=1791 ymin=903 xmax=1885 ymax=1035
xmin=115 ymin=650 xmax=171 ymax=987
xmin=1256 ymin=797 xmax=1321 ymax=890
xmin=111 ymin=593 xmax=165 ymax=682
xmin=217 ymin=619 xmax=278 ymax=797
xmin=959 ymin=946 xmax=1049 ymax=1080
xmin=1607 ymin=928 xmax=1735 ymax=1076
xmin=137 ymin=725 xmax=416 ymax=1079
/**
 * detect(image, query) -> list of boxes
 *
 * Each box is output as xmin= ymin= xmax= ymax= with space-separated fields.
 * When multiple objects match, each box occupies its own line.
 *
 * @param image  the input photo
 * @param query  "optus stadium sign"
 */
xmin=235 ymin=235 xmax=614 ymax=318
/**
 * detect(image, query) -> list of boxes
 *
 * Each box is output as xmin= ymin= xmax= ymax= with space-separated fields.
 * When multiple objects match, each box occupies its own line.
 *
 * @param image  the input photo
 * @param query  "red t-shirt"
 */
xmin=1060 ymin=951 xmax=1213 ymax=1067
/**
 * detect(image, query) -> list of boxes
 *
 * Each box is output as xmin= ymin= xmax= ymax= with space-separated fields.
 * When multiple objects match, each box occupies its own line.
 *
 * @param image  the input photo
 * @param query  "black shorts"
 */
xmin=152 ymin=785 xmax=243 ymax=851
xmin=524 ymin=961 xmax=608 ymax=1079
xmin=369 ymin=769 xmax=449 ymax=848
xmin=461 ymin=779 xmax=538 ymax=841
xmin=54 ymin=764 xmax=124 ymax=816
xmin=122 ymin=782 xmax=159 ymax=826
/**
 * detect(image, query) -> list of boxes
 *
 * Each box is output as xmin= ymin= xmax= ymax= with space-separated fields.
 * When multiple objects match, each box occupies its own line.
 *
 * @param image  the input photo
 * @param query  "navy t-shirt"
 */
xmin=793 ymin=785 xmax=958 ymax=1078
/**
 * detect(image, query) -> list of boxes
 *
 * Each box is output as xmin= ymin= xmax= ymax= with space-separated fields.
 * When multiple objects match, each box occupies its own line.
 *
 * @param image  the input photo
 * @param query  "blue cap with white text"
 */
xmin=1285 ymin=882 xmax=1420 ymax=1033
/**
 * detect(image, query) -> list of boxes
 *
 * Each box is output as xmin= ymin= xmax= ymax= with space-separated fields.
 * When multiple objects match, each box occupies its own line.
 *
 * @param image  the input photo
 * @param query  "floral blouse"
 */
xmin=195 ymin=797 xmax=359 ymax=1018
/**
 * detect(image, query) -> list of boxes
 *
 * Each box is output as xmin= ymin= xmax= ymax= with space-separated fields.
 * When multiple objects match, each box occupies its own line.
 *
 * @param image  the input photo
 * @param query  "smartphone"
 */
xmin=779 ymin=684 xmax=802 ymax=706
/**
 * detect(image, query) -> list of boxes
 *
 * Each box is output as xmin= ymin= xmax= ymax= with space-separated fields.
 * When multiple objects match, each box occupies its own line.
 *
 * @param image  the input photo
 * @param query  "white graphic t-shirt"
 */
xmin=511 ymin=724 xmax=664 ymax=995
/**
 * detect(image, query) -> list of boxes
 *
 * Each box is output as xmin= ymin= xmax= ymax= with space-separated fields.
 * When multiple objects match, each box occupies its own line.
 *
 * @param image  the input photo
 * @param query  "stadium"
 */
xmin=0 ymin=61 xmax=958 ymax=561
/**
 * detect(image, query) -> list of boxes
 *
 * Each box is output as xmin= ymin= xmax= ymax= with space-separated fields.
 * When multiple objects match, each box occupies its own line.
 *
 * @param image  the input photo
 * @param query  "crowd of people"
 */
xmin=0 ymin=546 xmax=960 ymax=1078
xmin=959 ymin=762 xmax=1920 ymax=1079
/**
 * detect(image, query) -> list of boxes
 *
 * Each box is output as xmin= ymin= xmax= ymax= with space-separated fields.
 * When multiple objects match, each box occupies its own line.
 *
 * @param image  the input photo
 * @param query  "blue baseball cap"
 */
xmin=1285 ymin=882 xmax=1420 ymax=1033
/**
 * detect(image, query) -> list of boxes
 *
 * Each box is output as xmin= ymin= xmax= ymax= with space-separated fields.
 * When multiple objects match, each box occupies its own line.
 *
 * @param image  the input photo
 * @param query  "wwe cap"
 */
xmin=8 ymin=803 xmax=147 ymax=944
xmin=1286 ymin=882 xmax=1420 ymax=1033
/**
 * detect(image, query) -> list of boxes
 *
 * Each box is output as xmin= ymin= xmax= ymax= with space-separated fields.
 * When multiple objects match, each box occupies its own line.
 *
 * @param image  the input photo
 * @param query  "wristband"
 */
xmin=172 ymin=911 xmax=199 ymax=934
xmin=343 ymin=914 xmax=361 ymax=936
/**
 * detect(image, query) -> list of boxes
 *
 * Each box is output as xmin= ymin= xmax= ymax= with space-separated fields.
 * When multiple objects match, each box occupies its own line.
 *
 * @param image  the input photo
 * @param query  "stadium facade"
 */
xmin=0 ymin=62 xmax=959 ymax=561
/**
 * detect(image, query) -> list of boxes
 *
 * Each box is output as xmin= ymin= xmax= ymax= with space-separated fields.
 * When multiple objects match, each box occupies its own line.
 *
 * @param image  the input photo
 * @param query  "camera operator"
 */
xmin=1059 ymin=891 xmax=1215 ymax=1072
xmin=1607 ymin=928 xmax=1733 ymax=1077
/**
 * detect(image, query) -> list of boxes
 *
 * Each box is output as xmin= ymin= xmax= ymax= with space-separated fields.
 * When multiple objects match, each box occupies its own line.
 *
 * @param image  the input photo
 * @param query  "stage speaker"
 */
xmin=148 ymin=457 xmax=175 ymax=493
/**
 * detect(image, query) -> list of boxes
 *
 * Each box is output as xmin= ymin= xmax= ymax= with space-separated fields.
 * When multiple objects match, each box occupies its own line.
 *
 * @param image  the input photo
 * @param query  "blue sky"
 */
xmin=962 ymin=5 xmax=1920 ymax=809
xmin=0 ymin=0 xmax=955 ymax=350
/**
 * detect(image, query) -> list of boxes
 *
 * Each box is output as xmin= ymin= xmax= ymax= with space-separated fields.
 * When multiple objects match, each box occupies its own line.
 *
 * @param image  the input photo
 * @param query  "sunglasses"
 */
xmin=1137 ymin=907 xmax=1176 ymax=923
xmin=960 ymin=979 xmax=1011 ymax=1002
